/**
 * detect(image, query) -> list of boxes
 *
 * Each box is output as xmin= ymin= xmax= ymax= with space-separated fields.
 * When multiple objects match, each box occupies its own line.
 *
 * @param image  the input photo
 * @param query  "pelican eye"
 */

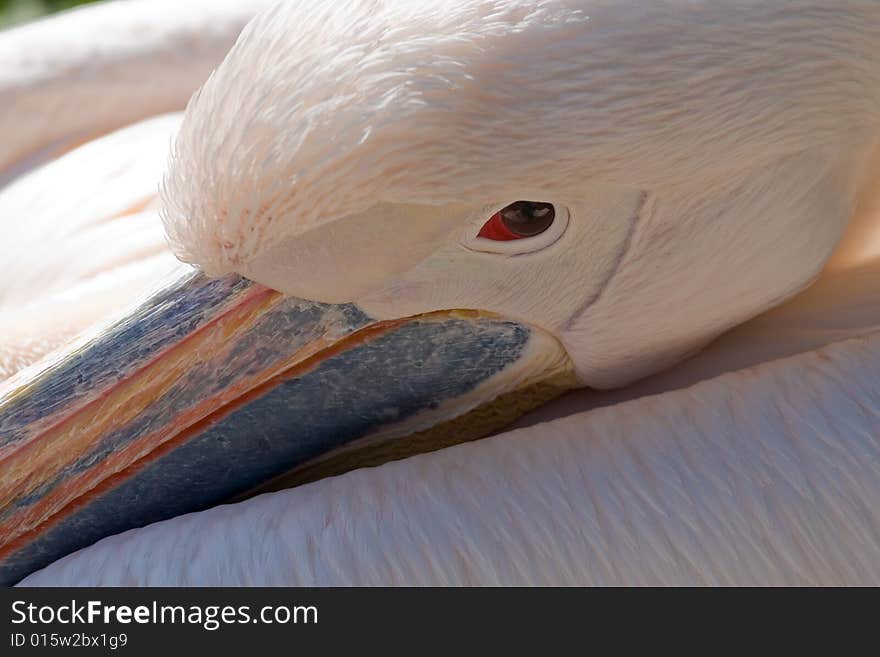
xmin=478 ymin=201 xmax=556 ymax=241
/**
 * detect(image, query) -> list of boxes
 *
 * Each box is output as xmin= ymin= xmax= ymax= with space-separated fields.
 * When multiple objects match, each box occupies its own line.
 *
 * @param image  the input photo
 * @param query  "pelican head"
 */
xmin=2 ymin=0 xmax=879 ymax=584
xmin=165 ymin=0 xmax=879 ymax=386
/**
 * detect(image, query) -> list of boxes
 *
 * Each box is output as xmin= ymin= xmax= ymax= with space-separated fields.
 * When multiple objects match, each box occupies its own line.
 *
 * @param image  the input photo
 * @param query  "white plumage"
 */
xmin=22 ymin=329 xmax=880 ymax=586
xmin=3 ymin=0 xmax=880 ymax=585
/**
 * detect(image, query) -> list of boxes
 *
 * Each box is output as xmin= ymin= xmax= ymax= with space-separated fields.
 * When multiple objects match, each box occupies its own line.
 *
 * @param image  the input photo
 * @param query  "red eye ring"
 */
xmin=477 ymin=211 xmax=522 ymax=241
xmin=477 ymin=201 xmax=556 ymax=241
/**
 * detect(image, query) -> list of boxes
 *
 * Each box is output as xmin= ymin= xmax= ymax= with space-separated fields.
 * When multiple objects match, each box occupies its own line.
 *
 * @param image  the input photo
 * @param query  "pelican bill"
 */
xmin=0 ymin=268 xmax=568 ymax=584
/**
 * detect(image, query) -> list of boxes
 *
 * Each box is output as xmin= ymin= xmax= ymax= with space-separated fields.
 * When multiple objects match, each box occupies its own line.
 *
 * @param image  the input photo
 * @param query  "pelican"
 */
xmin=2 ymin=0 xmax=880 ymax=585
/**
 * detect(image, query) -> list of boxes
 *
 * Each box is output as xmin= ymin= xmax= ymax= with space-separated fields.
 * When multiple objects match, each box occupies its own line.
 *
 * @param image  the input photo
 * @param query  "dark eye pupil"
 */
xmin=499 ymin=201 xmax=555 ymax=237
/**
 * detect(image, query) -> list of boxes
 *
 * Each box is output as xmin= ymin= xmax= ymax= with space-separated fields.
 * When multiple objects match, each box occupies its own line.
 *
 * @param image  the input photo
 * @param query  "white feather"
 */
xmin=21 ymin=327 xmax=880 ymax=586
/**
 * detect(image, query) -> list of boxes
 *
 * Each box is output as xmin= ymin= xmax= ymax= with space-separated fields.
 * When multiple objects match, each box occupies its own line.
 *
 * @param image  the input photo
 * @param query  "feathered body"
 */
xmin=2 ymin=0 xmax=880 ymax=585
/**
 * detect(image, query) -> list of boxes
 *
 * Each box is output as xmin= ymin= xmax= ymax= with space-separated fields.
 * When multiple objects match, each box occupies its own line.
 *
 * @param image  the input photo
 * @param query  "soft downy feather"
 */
xmin=20 ymin=325 xmax=880 ymax=586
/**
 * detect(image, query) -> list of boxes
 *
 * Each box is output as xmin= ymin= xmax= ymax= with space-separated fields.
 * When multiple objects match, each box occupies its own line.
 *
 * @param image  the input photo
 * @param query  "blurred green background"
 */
xmin=0 ymin=0 xmax=102 ymax=28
